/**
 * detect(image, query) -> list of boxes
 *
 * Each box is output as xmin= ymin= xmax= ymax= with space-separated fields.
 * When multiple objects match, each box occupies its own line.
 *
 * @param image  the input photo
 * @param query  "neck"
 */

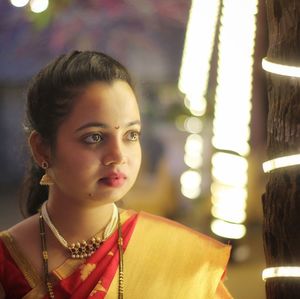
xmin=46 ymin=192 xmax=116 ymax=244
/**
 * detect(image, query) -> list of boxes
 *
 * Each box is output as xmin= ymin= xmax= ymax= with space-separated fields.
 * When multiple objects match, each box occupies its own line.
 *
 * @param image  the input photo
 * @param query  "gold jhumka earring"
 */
xmin=40 ymin=161 xmax=54 ymax=186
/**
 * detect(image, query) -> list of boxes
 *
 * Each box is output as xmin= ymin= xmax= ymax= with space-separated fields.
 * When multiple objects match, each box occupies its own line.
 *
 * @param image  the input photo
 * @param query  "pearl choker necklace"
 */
xmin=41 ymin=202 xmax=119 ymax=259
xmin=39 ymin=206 xmax=124 ymax=299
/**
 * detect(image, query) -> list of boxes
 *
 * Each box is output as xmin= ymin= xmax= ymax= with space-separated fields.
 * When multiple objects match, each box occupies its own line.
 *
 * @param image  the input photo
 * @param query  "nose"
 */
xmin=101 ymin=139 xmax=126 ymax=166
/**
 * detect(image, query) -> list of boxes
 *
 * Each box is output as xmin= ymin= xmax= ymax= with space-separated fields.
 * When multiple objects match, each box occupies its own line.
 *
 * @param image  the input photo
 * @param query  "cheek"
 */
xmin=130 ymin=146 xmax=142 ymax=172
xmin=52 ymin=147 xmax=99 ymax=176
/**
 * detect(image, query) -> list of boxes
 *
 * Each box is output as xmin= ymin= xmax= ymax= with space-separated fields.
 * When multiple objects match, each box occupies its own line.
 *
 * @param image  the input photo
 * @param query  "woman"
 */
xmin=0 ymin=51 xmax=232 ymax=298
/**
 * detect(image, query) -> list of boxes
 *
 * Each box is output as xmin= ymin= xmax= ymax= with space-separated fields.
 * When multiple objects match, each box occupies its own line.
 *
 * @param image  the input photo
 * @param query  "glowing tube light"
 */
xmin=179 ymin=0 xmax=221 ymax=199
xmin=262 ymin=57 xmax=300 ymax=78
xmin=181 ymin=133 xmax=203 ymax=198
xmin=210 ymin=0 xmax=258 ymax=239
xmin=262 ymin=267 xmax=300 ymax=281
xmin=184 ymin=153 xmax=203 ymax=169
xmin=211 ymin=219 xmax=246 ymax=239
xmin=184 ymin=117 xmax=203 ymax=134
xmin=211 ymin=153 xmax=248 ymax=225
xmin=211 ymin=183 xmax=247 ymax=203
xmin=212 ymin=0 xmax=257 ymax=156
xmin=180 ymin=170 xmax=202 ymax=199
xmin=179 ymin=0 xmax=221 ymax=114
xmin=212 ymin=152 xmax=248 ymax=186
xmin=184 ymin=134 xmax=204 ymax=169
xmin=211 ymin=205 xmax=246 ymax=223
xmin=263 ymin=154 xmax=300 ymax=173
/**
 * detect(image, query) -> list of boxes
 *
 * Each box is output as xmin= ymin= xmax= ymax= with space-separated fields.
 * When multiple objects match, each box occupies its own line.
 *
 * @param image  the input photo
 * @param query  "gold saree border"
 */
xmin=107 ymin=211 xmax=231 ymax=299
xmin=0 ymin=231 xmax=40 ymax=289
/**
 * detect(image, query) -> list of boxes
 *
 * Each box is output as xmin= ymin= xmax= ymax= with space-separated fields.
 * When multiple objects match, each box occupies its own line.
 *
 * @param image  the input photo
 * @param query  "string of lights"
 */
xmin=262 ymin=57 xmax=300 ymax=78
xmin=210 ymin=0 xmax=258 ymax=240
xmin=261 ymin=56 xmax=300 ymax=281
xmin=178 ymin=0 xmax=221 ymax=199
xmin=262 ymin=154 xmax=300 ymax=173
xmin=262 ymin=267 xmax=300 ymax=281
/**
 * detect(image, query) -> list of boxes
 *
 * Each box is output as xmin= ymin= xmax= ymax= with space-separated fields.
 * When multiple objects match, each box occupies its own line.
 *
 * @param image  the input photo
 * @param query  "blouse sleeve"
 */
xmin=0 ymin=239 xmax=6 ymax=299
xmin=0 ymin=232 xmax=32 ymax=298
xmin=0 ymin=282 xmax=5 ymax=299
xmin=0 ymin=237 xmax=5 ymax=299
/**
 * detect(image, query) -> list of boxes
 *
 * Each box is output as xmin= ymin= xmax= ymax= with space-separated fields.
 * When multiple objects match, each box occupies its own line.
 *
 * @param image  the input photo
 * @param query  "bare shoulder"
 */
xmin=6 ymin=215 xmax=41 ymax=263
xmin=7 ymin=214 xmax=40 ymax=243
xmin=6 ymin=214 xmax=69 ymax=275
xmin=5 ymin=214 xmax=43 ymax=274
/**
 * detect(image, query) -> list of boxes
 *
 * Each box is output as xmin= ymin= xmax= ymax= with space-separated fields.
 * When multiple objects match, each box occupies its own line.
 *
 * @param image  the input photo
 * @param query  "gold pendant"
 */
xmin=68 ymin=237 xmax=102 ymax=259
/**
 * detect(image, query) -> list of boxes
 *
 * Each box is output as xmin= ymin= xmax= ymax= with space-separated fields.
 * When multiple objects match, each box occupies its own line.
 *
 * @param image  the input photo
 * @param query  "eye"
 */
xmin=126 ymin=131 xmax=140 ymax=141
xmin=83 ymin=133 xmax=103 ymax=144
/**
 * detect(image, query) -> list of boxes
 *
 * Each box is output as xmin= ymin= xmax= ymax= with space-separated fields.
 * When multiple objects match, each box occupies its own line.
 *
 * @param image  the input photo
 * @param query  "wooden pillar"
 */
xmin=262 ymin=0 xmax=300 ymax=298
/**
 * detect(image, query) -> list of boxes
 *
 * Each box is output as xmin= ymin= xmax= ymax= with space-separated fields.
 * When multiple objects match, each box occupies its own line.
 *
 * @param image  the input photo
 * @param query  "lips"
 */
xmin=100 ymin=172 xmax=126 ymax=187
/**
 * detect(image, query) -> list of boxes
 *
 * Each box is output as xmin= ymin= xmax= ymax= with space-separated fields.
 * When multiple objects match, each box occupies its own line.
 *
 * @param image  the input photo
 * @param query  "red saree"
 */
xmin=0 ymin=210 xmax=232 ymax=299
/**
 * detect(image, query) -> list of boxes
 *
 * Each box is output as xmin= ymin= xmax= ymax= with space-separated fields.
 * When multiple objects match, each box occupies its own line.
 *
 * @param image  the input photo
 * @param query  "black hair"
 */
xmin=21 ymin=50 xmax=133 ymax=217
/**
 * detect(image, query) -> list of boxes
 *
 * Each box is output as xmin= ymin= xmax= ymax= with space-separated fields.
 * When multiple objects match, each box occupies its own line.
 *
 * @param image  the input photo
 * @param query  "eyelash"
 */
xmin=82 ymin=131 xmax=141 ymax=144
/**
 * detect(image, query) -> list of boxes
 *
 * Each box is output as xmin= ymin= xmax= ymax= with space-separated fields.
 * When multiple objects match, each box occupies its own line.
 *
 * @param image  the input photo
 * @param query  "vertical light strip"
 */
xmin=210 ymin=0 xmax=258 ymax=239
xmin=178 ymin=0 xmax=221 ymax=199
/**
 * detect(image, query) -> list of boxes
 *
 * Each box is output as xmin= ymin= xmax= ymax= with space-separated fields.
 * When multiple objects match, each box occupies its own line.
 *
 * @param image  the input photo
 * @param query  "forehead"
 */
xmin=65 ymin=80 xmax=140 ymax=127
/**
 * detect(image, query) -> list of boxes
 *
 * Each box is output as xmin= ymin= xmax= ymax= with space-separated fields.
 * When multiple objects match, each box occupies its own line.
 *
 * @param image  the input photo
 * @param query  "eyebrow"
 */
xmin=75 ymin=120 xmax=141 ymax=132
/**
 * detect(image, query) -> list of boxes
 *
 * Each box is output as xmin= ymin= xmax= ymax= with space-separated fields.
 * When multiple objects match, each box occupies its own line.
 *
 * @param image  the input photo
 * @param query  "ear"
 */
xmin=28 ymin=131 xmax=51 ymax=166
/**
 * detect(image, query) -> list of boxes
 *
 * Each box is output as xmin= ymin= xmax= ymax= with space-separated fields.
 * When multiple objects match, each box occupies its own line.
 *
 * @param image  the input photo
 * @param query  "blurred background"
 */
xmin=0 ymin=0 xmax=269 ymax=298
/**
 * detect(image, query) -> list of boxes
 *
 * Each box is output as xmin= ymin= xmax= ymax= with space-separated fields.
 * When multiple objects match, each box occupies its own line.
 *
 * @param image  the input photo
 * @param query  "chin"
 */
xmin=89 ymin=190 xmax=127 ymax=205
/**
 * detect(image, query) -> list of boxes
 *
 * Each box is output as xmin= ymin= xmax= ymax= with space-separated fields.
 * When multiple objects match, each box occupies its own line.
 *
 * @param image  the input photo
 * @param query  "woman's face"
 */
xmin=48 ymin=80 xmax=142 ymax=206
